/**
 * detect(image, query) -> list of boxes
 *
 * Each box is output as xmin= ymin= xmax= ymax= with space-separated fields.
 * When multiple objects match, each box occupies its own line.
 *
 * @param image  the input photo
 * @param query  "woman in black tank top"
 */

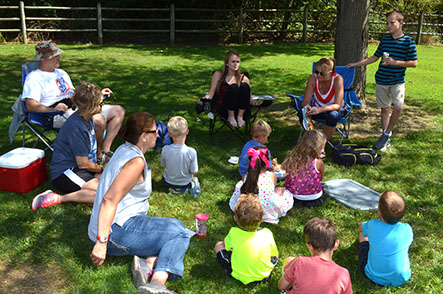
xmin=200 ymin=50 xmax=259 ymax=128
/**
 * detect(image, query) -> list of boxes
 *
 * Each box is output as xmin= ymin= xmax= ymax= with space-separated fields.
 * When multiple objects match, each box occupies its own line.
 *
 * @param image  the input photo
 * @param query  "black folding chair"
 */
xmin=199 ymin=72 xmax=275 ymax=145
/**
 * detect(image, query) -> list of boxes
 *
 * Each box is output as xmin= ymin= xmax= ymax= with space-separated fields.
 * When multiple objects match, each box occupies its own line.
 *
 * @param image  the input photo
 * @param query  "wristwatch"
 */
xmin=97 ymin=235 xmax=108 ymax=243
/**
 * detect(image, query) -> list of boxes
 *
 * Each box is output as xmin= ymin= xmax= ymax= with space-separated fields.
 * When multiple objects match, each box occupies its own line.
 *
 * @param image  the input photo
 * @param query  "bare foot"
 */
xmin=227 ymin=117 xmax=237 ymax=127
xmin=237 ymin=117 xmax=245 ymax=127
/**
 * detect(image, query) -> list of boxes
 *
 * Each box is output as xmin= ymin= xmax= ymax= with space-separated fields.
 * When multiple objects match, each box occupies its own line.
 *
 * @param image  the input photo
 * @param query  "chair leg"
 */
xmin=297 ymin=128 xmax=304 ymax=144
xmin=22 ymin=122 xmax=26 ymax=147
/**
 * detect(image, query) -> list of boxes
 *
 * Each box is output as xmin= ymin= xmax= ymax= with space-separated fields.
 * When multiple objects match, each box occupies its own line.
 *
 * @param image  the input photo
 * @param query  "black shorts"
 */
xmin=216 ymin=249 xmax=233 ymax=276
xmin=358 ymin=241 xmax=369 ymax=274
xmin=216 ymin=250 xmax=277 ymax=285
xmin=52 ymin=167 xmax=95 ymax=194
xmin=161 ymin=176 xmax=191 ymax=189
xmin=292 ymin=193 xmax=327 ymax=209
xmin=49 ymin=98 xmax=73 ymax=109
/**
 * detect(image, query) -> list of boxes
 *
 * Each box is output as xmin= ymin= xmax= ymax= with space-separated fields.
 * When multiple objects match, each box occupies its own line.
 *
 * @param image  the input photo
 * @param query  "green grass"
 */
xmin=0 ymin=43 xmax=442 ymax=294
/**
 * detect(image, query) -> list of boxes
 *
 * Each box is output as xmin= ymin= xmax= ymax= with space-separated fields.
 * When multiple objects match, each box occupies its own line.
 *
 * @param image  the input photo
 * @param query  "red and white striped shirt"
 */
xmin=313 ymin=72 xmax=345 ymax=109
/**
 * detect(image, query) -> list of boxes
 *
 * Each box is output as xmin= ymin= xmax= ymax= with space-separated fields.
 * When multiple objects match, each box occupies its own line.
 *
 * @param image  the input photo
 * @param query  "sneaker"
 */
xmin=138 ymin=284 xmax=176 ymax=294
xmin=98 ymin=151 xmax=113 ymax=166
xmin=31 ymin=190 xmax=61 ymax=211
xmin=168 ymin=187 xmax=188 ymax=194
xmin=301 ymin=108 xmax=310 ymax=131
xmin=375 ymin=133 xmax=391 ymax=151
xmin=132 ymin=256 xmax=153 ymax=289
xmin=189 ymin=177 xmax=201 ymax=198
xmin=379 ymin=138 xmax=391 ymax=152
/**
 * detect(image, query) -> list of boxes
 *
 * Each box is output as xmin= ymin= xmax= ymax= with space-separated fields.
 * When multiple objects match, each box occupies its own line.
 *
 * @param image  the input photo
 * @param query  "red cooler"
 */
xmin=0 ymin=148 xmax=47 ymax=194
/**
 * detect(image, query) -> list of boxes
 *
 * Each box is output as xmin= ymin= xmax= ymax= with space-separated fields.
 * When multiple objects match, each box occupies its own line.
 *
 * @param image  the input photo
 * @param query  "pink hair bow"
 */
xmin=247 ymin=148 xmax=270 ymax=169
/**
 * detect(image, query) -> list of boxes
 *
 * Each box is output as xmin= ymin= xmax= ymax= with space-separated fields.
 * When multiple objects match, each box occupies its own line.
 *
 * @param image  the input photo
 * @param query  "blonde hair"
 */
xmin=251 ymin=120 xmax=272 ymax=138
xmin=216 ymin=50 xmax=241 ymax=93
xmin=314 ymin=57 xmax=336 ymax=75
xmin=387 ymin=11 xmax=404 ymax=22
xmin=167 ymin=116 xmax=188 ymax=138
xmin=71 ymin=81 xmax=102 ymax=117
xmin=234 ymin=194 xmax=263 ymax=231
xmin=379 ymin=191 xmax=406 ymax=224
xmin=282 ymin=130 xmax=326 ymax=176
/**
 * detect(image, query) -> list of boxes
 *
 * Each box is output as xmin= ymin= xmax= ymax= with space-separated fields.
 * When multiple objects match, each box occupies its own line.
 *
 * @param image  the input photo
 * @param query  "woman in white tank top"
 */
xmin=300 ymin=57 xmax=347 ymax=140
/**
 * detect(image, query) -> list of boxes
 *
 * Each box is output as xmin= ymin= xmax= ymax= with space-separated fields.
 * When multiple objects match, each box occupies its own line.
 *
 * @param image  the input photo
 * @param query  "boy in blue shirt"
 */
xmin=348 ymin=11 xmax=417 ymax=151
xmin=358 ymin=190 xmax=413 ymax=286
xmin=238 ymin=120 xmax=283 ymax=180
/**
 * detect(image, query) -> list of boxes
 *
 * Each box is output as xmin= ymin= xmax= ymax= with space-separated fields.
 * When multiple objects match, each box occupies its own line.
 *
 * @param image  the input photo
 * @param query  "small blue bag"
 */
xmin=155 ymin=120 xmax=172 ymax=148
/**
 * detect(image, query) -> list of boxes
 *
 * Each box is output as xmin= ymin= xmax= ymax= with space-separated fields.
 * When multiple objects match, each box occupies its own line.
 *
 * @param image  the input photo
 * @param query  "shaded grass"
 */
xmin=0 ymin=43 xmax=442 ymax=294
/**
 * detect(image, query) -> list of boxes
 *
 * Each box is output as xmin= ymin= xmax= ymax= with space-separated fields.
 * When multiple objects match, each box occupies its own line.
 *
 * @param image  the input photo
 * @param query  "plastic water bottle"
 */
xmin=382 ymin=52 xmax=389 ymax=65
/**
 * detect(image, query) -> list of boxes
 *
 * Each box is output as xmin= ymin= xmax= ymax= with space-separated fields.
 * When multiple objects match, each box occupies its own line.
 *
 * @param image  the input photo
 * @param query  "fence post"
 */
xmin=239 ymin=7 xmax=243 ymax=43
xmin=170 ymin=3 xmax=175 ymax=45
xmin=97 ymin=3 xmax=103 ymax=45
xmin=19 ymin=1 xmax=27 ymax=44
xmin=302 ymin=5 xmax=308 ymax=43
xmin=416 ymin=11 xmax=424 ymax=44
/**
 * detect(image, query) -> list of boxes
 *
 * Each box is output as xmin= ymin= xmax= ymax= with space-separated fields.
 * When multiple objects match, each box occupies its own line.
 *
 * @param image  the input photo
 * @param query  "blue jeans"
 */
xmin=106 ymin=215 xmax=193 ymax=281
xmin=296 ymin=107 xmax=348 ymax=128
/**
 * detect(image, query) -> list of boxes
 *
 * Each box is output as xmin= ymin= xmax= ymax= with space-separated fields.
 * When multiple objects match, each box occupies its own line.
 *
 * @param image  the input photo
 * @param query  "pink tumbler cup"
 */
xmin=195 ymin=213 xmax=209 ymax=239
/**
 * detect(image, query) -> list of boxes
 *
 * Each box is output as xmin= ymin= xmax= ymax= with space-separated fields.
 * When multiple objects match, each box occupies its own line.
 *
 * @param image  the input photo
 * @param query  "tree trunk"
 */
xmin=335 ymin=0 xmax=370 ymax=101
xmin=278 ymin=0 xmax=294 ymax=40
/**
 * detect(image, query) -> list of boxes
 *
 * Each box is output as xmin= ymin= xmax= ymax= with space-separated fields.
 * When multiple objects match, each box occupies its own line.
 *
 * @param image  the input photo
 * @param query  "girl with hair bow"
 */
xmin=229 ymin=146 xmax=293 ymax=224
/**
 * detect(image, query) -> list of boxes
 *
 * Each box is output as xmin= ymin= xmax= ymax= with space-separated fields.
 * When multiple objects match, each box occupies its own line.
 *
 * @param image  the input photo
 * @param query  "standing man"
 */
xmin=21 ymin=40 xmax=125 ymax=163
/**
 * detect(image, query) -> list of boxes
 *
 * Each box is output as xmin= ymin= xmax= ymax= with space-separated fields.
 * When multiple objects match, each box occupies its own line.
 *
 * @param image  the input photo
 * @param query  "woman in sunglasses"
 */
xmin=89 ymin=112 xmax=192 ymax=294
xmin=300 ymin=57 xmax=346 ymax=140
xmin=32 ymin=81 xmax=107 ymax=210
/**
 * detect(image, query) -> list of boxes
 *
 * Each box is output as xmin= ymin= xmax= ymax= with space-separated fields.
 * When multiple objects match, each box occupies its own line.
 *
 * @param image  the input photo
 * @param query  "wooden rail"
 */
xmin=0 ymin=2 xmax=441 ymax=45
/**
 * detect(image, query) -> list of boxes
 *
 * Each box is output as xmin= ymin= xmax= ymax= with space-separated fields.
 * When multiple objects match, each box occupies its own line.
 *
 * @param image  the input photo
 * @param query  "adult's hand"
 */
xmin=102 ymin=88 xmax=113 ymax=97
xmin=250 ymin=99 xmax=262 ymax=106
xmin=54 ymin=103 xmax=68 ymax=112
xmin=90 ymin=242 xmax=107 ymax=266
xmin=307 ymin=106 xmax=320 ymax=115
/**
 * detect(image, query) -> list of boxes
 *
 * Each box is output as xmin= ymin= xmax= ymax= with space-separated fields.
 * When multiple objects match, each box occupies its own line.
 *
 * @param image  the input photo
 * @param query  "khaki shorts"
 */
xmin=376 ymin=83 xmax=405 ymax=108
xmin=100 ymin=104 xmax=111 ymax=120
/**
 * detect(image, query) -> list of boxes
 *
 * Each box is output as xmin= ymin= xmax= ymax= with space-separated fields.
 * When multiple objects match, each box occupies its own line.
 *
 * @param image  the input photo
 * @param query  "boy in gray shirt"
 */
xmin=161 ymin=116 xmax=201 ymax=197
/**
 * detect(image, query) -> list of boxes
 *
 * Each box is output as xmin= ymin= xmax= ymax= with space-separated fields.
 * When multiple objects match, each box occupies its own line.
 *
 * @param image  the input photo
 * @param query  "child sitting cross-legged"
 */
xmin=161 ymin=116 xmax=201 ymax=197
xmin=282 ymin=130 xmax=327 ymax=209
xmin=358 ymin=190 xmax=413 ymax=286
xmin=278 ymin=217 xmax=353 ymax=294
xmin=238 ymin=120 xmax=284 ymax=180
xmin=230 ymin=146 xmax=293 ymax=224
xmin=215 ymin=194 xmax=279 ymax=285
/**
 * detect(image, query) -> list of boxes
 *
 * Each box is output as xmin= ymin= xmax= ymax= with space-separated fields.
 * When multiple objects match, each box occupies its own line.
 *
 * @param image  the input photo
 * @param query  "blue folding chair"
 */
xmin=20 ymin=61 xmax=63 ymax=152
xmin=287 ymin=64 xmax=363 ymax=147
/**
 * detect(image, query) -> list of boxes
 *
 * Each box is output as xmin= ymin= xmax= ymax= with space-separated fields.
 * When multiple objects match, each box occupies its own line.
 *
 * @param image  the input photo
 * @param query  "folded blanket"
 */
xmin=322 ymin=179 xmax=380 ymax=210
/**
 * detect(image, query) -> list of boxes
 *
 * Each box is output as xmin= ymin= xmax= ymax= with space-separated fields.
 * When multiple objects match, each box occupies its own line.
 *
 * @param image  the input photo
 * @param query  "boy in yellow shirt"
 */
xmin=214 ymin=194 xmax=278 ymax=284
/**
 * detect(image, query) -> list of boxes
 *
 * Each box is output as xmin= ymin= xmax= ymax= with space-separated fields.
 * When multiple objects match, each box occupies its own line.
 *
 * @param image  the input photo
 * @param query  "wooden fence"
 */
xmin=0 ymin=2 xmax=442 ymax=45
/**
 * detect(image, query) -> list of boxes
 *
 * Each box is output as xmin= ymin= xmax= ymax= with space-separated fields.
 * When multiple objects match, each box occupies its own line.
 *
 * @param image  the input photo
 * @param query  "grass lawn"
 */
xmin=0 ymin=43 xmax=442 ymax=294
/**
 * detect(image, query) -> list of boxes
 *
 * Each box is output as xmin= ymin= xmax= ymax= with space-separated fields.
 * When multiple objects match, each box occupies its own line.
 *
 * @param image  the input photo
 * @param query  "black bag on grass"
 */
xmin=332 ymin=144 xmax=381 ymax=166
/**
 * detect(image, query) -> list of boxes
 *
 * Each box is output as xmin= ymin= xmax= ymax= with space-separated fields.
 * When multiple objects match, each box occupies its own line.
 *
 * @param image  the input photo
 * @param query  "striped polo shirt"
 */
xmin=374 ymin=34 xmax=417 ymax=85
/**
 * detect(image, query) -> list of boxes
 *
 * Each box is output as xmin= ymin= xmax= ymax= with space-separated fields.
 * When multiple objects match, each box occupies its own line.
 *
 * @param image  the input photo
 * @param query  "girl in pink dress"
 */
xmin=229 ymin=146 xmax=293 ymax=224
xmin=282 ymin=130 xmax=327 ymax=209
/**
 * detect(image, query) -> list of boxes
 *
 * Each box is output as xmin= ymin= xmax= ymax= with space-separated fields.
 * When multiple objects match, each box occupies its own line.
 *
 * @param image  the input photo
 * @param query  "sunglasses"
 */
xmin=144 ymin=128 xmax=158 ymax=134
xmin=314 ymin=70 xmax=332 ymax=77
